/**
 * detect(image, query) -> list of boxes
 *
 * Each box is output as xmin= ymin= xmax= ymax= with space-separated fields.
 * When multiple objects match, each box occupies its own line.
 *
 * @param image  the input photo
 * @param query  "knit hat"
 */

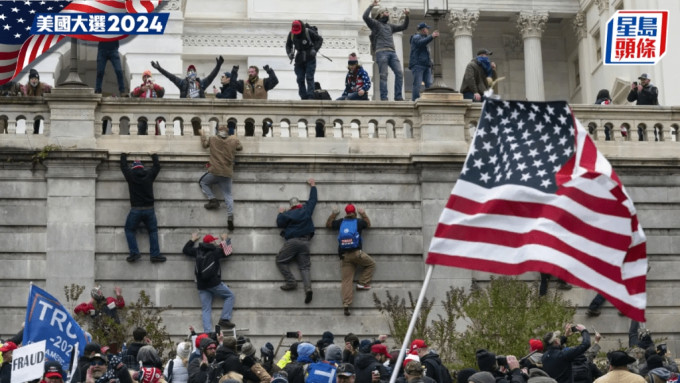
xmin=176 ymin=342 xmax=191 ymax=360
xmin=140 ymin=367 xmax=162 ymax=383
xmin=44 ymin=361 xmax=64 ymax=379
xmin=371 ymin=344 xmax=391 ymax=359
xmin=29 ymin=69 xmax=40 ymax=80
xmin=607 ymin=351 xmax=636 ymax=367
xmin=142 ymin=70 xmax=152 ymax=80
xmin=469 ymin=372 xmax=495 ymax=383
xmin=291 ymin=20 xmax=303 ymax=35
xmin=241 ymin=342 xmax=256 ymax=357
xmin=132 ymin=161 xmax=144 ymax=170
xmin=457 ymin=368 xmax=478 ymax=383
xmin=348 ymin=53 xmax=359 ymax=65
xmin=374 ymin=7 xmax=389 ymax=18
xmin=359 ymin=339 xmax=373 ymax=353
xmin=203 ymin=234 xmax=218 ymax=243
xmin=195 ymin=333 xmax=209 ymax=349
xmin=529 ymin=339 xmax=543 ymax=352
xmin=296 ymin=343 xmax=315 ymax=359
xmin=84 ymin=342 xmax=102 ymax=356
xmin=187 ymin=65 xmax=196 ymax=73
xmin=404 ymin=361 xmax=423 ymax=376
xmin=137 ymin=345 xmax=161 ymax=367
xmin=325 ymin=344 xmax=342 ymax=362
xmin=271 ymin=372 xmax=289 ymax=383
xmin=223 ymin=336 xmax=237 ymax=351
xmin=199 ymin=337 xmax=217 ymax=350
xmin=261 ymin=342 xmax=274 ymax=358
xmin=345 ymin=204 xmax=356 ymax=214
xmin=237 ymin=336 xmax=249 ymax=351
xmin=409 ymin=339 xmax=427 ymax=353
xmin=647 ymin=354 xmax=664 ymax=370
xmin=475 ymin=349 xmax=497 ymax=372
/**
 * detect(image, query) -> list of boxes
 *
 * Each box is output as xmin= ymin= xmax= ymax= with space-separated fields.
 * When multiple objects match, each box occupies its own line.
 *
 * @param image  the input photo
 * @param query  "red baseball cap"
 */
xmin=0 ymin=341 xmax=17 ymax=353
xmin=291 ymin=21 xmax=302 ymax=35
xmin=203 ymin=234 xmax=218 ymax=243
xmin=345 ymin=204 xmax=356 ymax=214
xmin=371 ymin=344 xmax=392 ymax=359
xmin=529 ymin=339 xmax=543 ymax=352
xmin=409 ymin=339 xmax=427 ymax=353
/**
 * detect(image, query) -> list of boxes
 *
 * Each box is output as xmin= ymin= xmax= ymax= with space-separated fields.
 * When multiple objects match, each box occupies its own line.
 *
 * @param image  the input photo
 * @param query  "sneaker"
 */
xmin=204 ymin=198 xmax=220 ymax=210
xmin=586 ymin=308 xmax=601 ymax=317
xmin=356 ymin=284 xmax=371 ymax=290
xmin=150 ymin=255 xmax=167 ymax=263
xmin=344 ymin=307 xmax=351 ymax=316
xmin=126 ymin=253 xmax=141 ymax=262
xmin=394 ymin=98 xmax=405 ymax=101
xmin=280 ymin=283 xmax=297 ymax=291
xmin=305 ymin=291 xmax=313 ymax=304
xmin=218 ymin=319 xmax=235 ymax=329
xmin=227 ymin=218 xmax=234 ymax=231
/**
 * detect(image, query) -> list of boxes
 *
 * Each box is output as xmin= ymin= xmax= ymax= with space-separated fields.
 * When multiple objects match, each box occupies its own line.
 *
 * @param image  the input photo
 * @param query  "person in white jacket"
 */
xmin=164 ymin=342 xmax=191 ymax=383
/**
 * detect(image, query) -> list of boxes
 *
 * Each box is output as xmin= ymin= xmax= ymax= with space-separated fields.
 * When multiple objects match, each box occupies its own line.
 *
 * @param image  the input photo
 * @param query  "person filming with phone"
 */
xmin=627 ymin=73 xmax=659 ymax=105
xmin=541 ymin=324 xmax=590 ymax=383
xmin=131 ymin=70 xmax=165 ymax=98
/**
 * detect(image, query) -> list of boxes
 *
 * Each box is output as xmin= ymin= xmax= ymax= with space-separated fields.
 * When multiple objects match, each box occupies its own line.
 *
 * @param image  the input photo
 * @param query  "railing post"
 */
xmin=44 ymin=88 xmax=101 ymax=148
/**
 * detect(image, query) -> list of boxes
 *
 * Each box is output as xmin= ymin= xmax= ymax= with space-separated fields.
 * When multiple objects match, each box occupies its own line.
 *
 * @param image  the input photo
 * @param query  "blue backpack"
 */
xmin=337 ymin=219 xmax=361 ymax=250
xmin=306 ymin=362 xmax=337 ymax=383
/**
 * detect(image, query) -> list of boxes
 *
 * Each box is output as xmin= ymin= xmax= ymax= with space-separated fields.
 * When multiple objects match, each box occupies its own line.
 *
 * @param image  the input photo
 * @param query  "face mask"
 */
xmin=187 ymin=72 xmax=197 ymax=80
xmin=379 ymin=16 xmax=389 ymax=23
xmin=218 ymin=130 xmax=228 ymax=138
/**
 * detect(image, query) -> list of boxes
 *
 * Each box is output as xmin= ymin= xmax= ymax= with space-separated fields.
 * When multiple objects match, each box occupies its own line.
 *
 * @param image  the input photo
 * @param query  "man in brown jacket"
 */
xmin=460 ymin=48 xmax=496 ymax=102
xmin=199 ymin=123 xmax=243 ymax=230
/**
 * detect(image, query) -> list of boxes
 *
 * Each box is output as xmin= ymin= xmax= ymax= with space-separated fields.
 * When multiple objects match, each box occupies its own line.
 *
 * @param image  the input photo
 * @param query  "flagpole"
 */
xmin=388 ymin=264 xmax=435 ymax=383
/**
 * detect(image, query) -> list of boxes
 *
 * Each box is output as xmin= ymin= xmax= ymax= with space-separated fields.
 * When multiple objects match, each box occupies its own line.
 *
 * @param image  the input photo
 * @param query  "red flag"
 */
xmin=0 ymin=0 xmax=161 ymax=85
xmin=426 ymin=99 xmax=647 ymax=321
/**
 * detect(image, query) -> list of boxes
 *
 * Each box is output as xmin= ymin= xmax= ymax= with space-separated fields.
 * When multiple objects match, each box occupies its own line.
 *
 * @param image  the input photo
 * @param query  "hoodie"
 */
xmin=120 ymin=153 xmax=160 ymax=207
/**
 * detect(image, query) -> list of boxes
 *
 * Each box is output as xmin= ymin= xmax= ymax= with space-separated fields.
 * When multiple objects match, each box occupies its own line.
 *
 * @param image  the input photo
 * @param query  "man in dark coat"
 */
xmin=276 ymin=178 xmax=317 ymax=303
xmin=355 ymin=344 xmax=390 ymax=383
xmin=151 ymin=57 xmax=223 ymax=99
xmin=460 ymin=49 xmax=496 ymax=102
xmin=409 ymin=22 xmax=439 ymax=101
xmin=627 ymin=73 xmax=659 ymax=105
xmin=188 ymin=338 xmax=218 ymax=383
xmin=214 ymin=72 xmax=237 ymax=99
xmin=120 ymin=153 xmax=164 ymax=263
xmin=542 ymin=324 xmax=591 ymax=383
xmin=286 ymin=20 xmax=324 ymax=100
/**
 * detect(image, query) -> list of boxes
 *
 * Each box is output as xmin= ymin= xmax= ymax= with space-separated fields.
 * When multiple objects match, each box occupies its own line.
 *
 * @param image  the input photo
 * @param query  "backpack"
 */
xmin=438 ymin=364 xmax=453 ymax=383
xmin=306 ymin=362 xmax=337 ymax=383
xmin=166 ymin=360 xmax=174 ymax=383
xmin=337 ymin=219 xmax=361 ymax=250
xmin=289 ymin=23 xmax=321 ymax=51
xmin=195 ymin=248 xmax=219 ymax=282
xmin=423 ymin=358 xmax=452 ymax=383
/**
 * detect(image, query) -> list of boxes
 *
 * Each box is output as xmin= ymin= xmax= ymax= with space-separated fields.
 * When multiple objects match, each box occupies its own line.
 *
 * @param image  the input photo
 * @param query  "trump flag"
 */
xmin=427 ymin=98 xmax=647 ymax=321
xmin=0 ymin=0 xmax=160 ymax=85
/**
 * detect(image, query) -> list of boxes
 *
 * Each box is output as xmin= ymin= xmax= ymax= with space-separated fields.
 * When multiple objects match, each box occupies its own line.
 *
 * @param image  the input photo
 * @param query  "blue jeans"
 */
xmin=410 ymin=65 xmax=432 ymax=101
xmin=376 ymin=50 xmax=403 ymax=100
xmin=96 ymin=47 xmax=126 ymax=93
xmin=198 ymin=283 xmax=235 ymax=332
xmin=337 ymin=91 xmax=368 ymax=101
xmin=294 ymin=58 xmax=317 ymax=100
xmin=199 ymin=173 xmax=233 ymax=217
xmin=124 ymin=208 xmax=160 ymax=258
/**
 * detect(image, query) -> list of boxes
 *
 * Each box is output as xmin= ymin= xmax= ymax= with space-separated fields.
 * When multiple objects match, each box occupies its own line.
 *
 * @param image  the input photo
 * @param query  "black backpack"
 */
xmin=195 ymin=248 xmax=219 ymax=282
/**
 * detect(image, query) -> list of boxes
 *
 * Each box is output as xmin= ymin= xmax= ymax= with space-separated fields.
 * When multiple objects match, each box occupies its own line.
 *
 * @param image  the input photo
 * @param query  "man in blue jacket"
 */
xmin=542 ymin=323 xmax=591 ymax=383
xmin=409 ymin=22 xmax=439 ymax=101
xmin=276 ymin=178 xmax=317 ymax=304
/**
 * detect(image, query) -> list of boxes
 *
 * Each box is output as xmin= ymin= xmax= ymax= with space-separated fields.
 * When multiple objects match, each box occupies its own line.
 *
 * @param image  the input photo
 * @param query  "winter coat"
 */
xmin=277 ymin=186 xmax=317 ymax=239
xmin=283 ymin=361 xmax=309 ymax=383
xmin=460 ymin=58 xmax=496 ymax=95
xmin=215 ymin=84 xmax=237 ymax=99
xmin=182 ymin=240 xmax=230 ymax=290
xmin=131 ymin=82 xmax=165 ymax=98
xmin=362 ymin=4 xmax=409 ymax=52
xmin=420 ymin=351 xmax=446 ymax=383
xmin=187 ymin=356 xmax=215 ymax=383
xmin=593 ymin=369 xmax=645 ymax=383
xmin=0 ymin=81 xmax=23 ymax=96
xmin=201 ymin=135 xmax=242 ymax=178
xmin=626 ymin=84 xmax=659 ymax=105
xmin=342 ymin=66 xmax=371 ymax=97
xmin=355 ymin=353 xmax=389 ymax=383
xmin=541 ymin=331 xmax=591 ymax=383
xmin=0 ymin=363 xmax=11 ymax=383
xmin=409 ymin=33 xmax=434 ymax=69
xmin=164 ymin=357 xmax=189 ymax=383
xmin=24 ymin=82 xmax=51 ymax=96
xmin=286 ymin=22 xmax=324 ymax=64
xmin=231 ymin=67 xmax=279 ymax=100
xmin=156 ymin=62 xmax=222 ymax=98
xmin=120 ymin=153 xmax=160 ymax=207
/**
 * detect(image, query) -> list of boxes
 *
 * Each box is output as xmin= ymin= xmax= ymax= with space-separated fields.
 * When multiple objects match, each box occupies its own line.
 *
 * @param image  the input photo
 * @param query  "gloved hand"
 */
xmin=288 ymin=53 xmax=295 ymax=61
xmin=232 ymin=65 xmax=239 ymax=72
xmin=150 ymin=61 xmax=160 ymax=70
xmin=263 ymin=65 xmax=271 ymax=72
xmin=216 ymin=56 xmax=224 ymax=65
xmin=309 ymin=49 xmax=317 ymax=58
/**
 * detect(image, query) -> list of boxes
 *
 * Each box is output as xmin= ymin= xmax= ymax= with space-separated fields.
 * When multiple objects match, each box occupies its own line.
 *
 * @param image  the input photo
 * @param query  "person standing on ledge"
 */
xmin=120 ymin=153 xmax=165 ymax=263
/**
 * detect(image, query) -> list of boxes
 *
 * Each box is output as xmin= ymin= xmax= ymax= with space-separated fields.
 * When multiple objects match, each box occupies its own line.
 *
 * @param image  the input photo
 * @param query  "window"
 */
xmin=573 ymin=58 xmax=580 ymax=88
xmin=593 ymin=29 xmax=602 ymax=63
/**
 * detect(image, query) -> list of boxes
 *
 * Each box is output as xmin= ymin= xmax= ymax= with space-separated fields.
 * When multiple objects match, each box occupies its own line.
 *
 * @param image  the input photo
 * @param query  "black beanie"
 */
xmin=647 ymin=354 xmax=664 ymax=370
xmin=29 ymin=69 xmax=39 ymax=80
xmin=457 ymin=368 xmax=478 ymax=383
xmin=476 ymin=349 xmax=497 ymax=372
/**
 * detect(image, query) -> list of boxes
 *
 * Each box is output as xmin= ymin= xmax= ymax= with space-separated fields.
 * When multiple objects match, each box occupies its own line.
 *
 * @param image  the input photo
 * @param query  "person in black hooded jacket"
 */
xmin=120 ymin=153 xmax=164 ymax=263
xmin=286 ymin=20 xmax=323 ymax=100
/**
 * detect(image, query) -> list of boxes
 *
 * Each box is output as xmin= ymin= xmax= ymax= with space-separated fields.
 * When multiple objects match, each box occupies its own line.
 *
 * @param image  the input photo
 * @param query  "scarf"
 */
xmin=476 ymin=56 xmax=493 ymax=77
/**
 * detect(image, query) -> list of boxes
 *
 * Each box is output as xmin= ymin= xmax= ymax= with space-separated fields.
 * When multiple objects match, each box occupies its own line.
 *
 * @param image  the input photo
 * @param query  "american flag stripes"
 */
xmin=0 ymin=0 xmax=160 ymax=85
xmin=427 ymin=98 xmax=647 ymax=321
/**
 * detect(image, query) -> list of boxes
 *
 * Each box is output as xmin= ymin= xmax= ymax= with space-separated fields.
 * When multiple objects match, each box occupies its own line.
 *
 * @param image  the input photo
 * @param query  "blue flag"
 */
xmin=23 ymin=284 xmax=88 ymax=376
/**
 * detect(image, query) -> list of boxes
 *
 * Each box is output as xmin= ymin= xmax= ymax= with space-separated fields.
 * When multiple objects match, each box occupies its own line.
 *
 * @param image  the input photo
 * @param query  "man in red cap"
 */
xmin=0 ymin=342 xmax=17 ymax=383
xmin=183 ymin=232 xmax=235 ymax=332
xmin=43 ymin=361 xmax=65 ymax=383
xmin=410 ymin=340 xmax=450 ymax=383
xmin=326 ymin=203 xmax=375 ymax=316
xmin=356 ymin=344 xmax=391 ymax=383
xmin=286 ymin=20 xmax=324 ymax=100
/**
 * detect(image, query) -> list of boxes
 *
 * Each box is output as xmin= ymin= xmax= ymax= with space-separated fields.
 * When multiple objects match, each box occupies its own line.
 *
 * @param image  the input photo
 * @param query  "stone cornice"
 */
xmin=447 ymin=9 xmax=479 ymax=37
xmin=572 ymin=11 xmax=587 ymax=41
xmin=182 ymin=34 xmax=356 ymax=50
xmin=517 ymin=11 xmax=549 ymax=39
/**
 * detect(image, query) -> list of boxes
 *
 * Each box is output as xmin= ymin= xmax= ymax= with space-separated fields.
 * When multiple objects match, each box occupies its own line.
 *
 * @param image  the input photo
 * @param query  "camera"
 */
xmin=286 ymin=331 xmax=299 ymax=338
xmin=571 ymin=325 xmax=579 ymax=332
xmin=496 ymin=355 xmax=508 ymax=368
xmin=633 ymin=81 xmax=638 ymax=87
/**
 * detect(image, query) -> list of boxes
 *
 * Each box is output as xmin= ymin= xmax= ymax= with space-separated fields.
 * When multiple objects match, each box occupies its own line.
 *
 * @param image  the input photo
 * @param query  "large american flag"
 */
xmin=0 ymin=0 xmax=160 ymax=85
xmin=427 ymin=98 xmax=647 ymax=321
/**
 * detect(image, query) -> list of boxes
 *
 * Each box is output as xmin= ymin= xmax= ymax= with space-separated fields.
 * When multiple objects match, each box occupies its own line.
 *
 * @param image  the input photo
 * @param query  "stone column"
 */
xmin=44 ymin=152 xmax=107 ymax=300
xmin=448 ymin=9 xmax=479 ymax=91
xmin=573 ymin=11 xmax=591 ymax=103
xmin=517 ymin=11 xmax=548 ymax=101
xmin=44 ymin=88 xmax=101 ymax=149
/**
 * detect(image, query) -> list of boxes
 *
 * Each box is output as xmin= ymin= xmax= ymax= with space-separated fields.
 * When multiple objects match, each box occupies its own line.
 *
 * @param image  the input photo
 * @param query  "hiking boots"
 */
xmin=150 ymin=255 xmax=167 ymax=263
xmin=218 ymin=318 xmax=236 ymax=329
xmin=344 ymin=307 xmax=351 ymax=316
xmin=204 ymin=198 xmax=220 ymax=210
xmin=305 ymin=291 xmax=313 ymax=304
xmin=586 ymin=308 xmax=601 ymax=317
xmin=280 ymin=283 xmax=297 ymax=291
xmin=126 ymin=253 xmax=141 ymax=262
xmin=227 ymin=217 xmax=234 ymax=231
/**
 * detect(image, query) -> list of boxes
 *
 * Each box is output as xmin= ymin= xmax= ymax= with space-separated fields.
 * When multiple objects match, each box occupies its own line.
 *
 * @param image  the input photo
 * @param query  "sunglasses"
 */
xmin=90 ymin=360 xmax=106 ymax=366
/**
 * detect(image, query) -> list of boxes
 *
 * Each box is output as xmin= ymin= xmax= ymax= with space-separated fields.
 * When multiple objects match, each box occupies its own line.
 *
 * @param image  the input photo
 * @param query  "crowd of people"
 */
xmin=2 ymin=319 xmax=677 ymax=383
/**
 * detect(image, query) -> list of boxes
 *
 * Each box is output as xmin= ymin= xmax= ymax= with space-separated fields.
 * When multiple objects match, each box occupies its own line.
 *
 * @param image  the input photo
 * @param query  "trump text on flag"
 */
xmin=604 ymin=10 xmax=668 ymax=65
